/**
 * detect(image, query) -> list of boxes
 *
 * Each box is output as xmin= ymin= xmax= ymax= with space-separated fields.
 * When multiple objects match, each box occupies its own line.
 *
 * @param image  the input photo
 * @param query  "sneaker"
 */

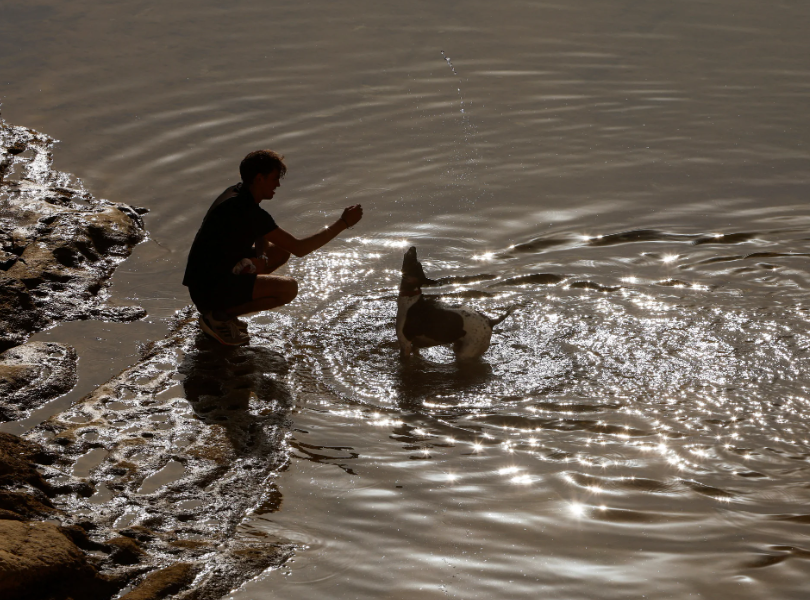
xmin=199 ymin=312 xmax=249 ymax=346
xmin=232 ymin=316 xmax=249 ymax=332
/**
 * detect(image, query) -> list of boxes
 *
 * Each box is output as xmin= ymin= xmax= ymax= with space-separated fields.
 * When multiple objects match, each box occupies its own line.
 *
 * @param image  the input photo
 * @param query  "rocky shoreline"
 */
xmin=0 ymin=113 xmax=147 ymax=421
xmin=0 ymin=114 xmax=293 ymax=599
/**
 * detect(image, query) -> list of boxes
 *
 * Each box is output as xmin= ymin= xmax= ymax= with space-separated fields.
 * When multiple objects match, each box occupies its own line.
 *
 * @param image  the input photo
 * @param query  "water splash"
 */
xmin=440 ymin=50 xmax=465 ymax=115
xmin=439 ymin=50 xmax=489 ymax=211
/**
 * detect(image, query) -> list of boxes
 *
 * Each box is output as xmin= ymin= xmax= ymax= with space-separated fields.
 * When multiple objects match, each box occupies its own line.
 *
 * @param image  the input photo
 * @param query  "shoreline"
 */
xmin=0 ymin=114 xmax=293 ymax=599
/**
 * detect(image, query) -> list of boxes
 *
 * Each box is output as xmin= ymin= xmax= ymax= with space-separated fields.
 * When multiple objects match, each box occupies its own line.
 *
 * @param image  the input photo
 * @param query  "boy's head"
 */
xmin=240 ymin=150 xmax=287 ymax=185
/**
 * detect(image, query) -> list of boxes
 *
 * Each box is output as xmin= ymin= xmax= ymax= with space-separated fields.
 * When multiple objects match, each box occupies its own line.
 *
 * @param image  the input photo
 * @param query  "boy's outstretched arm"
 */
xmin=265 ymin=204 xmax=363 ymax=258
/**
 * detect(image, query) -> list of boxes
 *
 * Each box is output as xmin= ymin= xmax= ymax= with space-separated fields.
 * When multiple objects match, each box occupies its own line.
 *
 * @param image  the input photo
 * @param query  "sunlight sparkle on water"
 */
xmin=348 ymin=237 xmax=410 ymax=248
xmin=569 ymin=503 xmax=586 ymax=518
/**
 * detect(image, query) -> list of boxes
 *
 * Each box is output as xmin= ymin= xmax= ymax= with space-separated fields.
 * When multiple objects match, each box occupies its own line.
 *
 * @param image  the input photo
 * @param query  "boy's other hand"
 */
xmin=342 ymin=204 xmax=363 ymax=228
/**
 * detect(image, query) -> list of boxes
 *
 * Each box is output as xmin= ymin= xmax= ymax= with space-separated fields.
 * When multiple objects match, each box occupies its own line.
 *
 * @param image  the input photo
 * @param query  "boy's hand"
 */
xmin=341 ymin=204 xmax=363 ymax=228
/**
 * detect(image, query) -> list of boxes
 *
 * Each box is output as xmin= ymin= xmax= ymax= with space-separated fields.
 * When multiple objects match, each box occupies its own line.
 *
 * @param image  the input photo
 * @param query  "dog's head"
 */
xmin=400 ymin=246 xmax=437 ymax=295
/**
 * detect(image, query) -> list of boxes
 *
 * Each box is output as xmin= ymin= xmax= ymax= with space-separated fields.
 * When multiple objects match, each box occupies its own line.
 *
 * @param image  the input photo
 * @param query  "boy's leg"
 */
xmin=222 ymin=274 xmax=298 ymax=318
xmin=219 ymin=243 xmax=295 ymax=320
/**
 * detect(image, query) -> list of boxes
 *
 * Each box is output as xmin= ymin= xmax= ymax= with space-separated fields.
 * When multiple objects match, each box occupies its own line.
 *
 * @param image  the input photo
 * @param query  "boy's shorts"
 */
xmin=188 ymin=272 xmax=256 ymax=312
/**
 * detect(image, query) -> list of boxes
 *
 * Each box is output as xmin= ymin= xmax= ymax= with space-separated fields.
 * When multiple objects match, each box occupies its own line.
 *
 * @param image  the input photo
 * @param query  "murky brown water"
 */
xmin=3 ymin=0 xmax=810 ymax=597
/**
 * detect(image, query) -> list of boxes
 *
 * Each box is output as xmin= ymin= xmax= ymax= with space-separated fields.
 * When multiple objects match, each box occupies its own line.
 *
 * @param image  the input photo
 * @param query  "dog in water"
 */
xmin=396 ymin=246 xmax=512 ymax=360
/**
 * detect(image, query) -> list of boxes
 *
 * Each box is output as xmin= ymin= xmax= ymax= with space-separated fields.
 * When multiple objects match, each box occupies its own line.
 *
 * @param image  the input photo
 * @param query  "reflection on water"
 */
xmin=3 ymin=0 xmax=810 ymax=597
xmin=393 ymin=359 xmax=495 ymax=412
xmin=238 ymin=220 xmax=810 ymax=598
xmin=180 ymin=335 xmax=293 ymax=456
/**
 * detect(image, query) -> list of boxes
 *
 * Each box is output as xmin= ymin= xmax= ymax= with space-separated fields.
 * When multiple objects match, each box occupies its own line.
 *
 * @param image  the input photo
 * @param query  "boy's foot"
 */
xmin=232 ymin=316 xmax=249 ymax=332
xmin=199 ymin=313 xmax=249 ymax=346
xmin=211 ymin=310 xmax=248 ymax=332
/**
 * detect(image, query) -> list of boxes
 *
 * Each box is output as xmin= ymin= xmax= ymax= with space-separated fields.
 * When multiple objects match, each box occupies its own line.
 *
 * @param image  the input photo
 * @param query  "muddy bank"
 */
xmin=3 ymin=311 xmax=295 ymax=600
xmin=1 ymin=111 xmax=146 ymax=420
xmin=0 ymin=431 xmax=122 ymax=600
xmin=22 ymin=308 xmax=295 ymax=599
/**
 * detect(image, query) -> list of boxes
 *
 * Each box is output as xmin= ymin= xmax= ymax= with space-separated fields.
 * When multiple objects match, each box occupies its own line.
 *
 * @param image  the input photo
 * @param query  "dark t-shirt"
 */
xmin=182 ymin=183 xmax=278 ymax=291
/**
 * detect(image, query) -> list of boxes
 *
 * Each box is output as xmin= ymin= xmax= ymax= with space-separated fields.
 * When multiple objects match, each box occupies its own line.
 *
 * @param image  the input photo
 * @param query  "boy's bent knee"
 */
xmin=282 ymin=278 xmax=298 ymax=304
xmin=254 ymin=275 xmax=297 ymax=304
xmin=272 ymin=278 xmax=297 ymax=305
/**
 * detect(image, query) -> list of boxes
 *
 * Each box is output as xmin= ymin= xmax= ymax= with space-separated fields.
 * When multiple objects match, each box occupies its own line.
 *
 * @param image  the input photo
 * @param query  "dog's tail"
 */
xmin=487 ymin=306 xmax=516 ymax=329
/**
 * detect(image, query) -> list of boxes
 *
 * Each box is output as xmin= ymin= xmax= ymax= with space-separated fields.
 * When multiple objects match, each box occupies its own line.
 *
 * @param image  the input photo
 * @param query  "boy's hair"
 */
xmin=240 ymin=150 xmax=287 ymax=185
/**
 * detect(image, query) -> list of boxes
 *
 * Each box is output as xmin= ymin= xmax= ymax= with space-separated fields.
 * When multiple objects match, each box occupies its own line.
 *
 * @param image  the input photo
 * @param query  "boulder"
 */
xmin=0 ymin=341 xmax=77 ymax=421
xmin=0 ymin=432 xmax=55 ymax=495
xmin=120 ymin=563 xmax=198 ymax=600
xmin=0 ymin=520 xmax=117 ymax=600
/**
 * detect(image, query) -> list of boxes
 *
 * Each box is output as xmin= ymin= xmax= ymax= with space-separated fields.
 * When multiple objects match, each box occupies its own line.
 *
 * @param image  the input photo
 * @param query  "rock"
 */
xmin=0 ymin=273 xmax=45 ymax=350
xmin=0 ymin=520 xmax=117 ymax=600
xmin=59 ymin=524 xmax=108 ymax=551
xmin=0 ymin=490 xmax=57 ymax=520
xmin=106 ymin=535 xmax=147 ymax=565
xmin=0 ymin=433 xmax=59 ymax=523
xmin=175 ymin=540 xmax=290 ymax=600
xmin=0 ymin=113 xmax=148 ymax=353
xmin=0 ymin=341 xmax=77 ymax=422
xmin=0 ymin=115 xmax=284 ymax=600
xmin=2 ymin=110 xmax=303 ymax=593
xmin=0 ymin=435 xmax=137 ymax=598
xmin=120 ymin=562 xmax=198 ymax=600
xmin=118 ymin=525 xmax=157 ymax=543
xmin=0 ymin=432 xmax=137 ymax=598
xmin=0 ymin=432 xmax=55 ymax=495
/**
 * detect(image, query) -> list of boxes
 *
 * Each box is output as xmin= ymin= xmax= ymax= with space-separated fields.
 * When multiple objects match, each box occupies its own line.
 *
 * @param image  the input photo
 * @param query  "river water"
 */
xmin=3 ymin=0 xmax=810 ymax=598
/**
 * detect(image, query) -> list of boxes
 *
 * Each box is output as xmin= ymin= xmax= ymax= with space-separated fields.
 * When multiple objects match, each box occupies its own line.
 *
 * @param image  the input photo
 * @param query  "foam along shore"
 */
xmin=0 ymin=114 xmax=294 ymax=599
